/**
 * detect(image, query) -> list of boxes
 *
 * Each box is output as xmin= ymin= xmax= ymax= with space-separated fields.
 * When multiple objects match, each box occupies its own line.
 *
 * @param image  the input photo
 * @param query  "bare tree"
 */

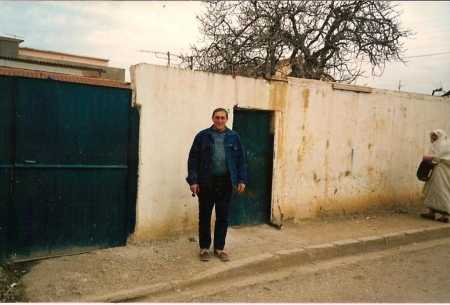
xmin=183 ymin=0 xmax=411 ymax=82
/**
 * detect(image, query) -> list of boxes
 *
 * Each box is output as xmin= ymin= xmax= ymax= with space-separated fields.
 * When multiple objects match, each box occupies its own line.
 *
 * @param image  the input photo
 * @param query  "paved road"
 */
xmin=189 ymin=242 xmax=450 ymax=303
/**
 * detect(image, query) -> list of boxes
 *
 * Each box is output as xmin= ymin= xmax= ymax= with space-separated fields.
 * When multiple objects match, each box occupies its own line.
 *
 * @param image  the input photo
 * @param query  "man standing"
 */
xmin=186 ymin=108 xmax=248 ymax=262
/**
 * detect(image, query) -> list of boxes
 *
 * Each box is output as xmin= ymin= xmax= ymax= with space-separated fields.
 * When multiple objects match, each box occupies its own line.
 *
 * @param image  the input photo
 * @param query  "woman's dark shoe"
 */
xmin=420 ymin=211 xmax=435 ymax=220
xmin=437 ymin=216 xmax=449 ymax=223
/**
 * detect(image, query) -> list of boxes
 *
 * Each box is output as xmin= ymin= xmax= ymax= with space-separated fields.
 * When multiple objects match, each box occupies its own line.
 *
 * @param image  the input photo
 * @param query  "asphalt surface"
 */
xmin=187 ymin=241 xmax=450 ymax=303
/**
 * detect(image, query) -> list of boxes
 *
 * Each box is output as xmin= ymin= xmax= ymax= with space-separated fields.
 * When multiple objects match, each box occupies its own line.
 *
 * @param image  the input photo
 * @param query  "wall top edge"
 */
xmin=130 ymin=64 xmax=450 ymax=101
xmin=332 ymin=83 xmax=373 ymax=93
xmin=130 ymin=63 xmax=274 ymax=84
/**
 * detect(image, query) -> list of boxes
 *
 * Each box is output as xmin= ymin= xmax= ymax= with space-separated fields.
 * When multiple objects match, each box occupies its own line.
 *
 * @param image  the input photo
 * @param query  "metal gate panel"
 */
xmin=15 ymin=79 xmax=129 ymax=165
xmin=9 ymin=78 xmax=132 ymax=260
xmin=11 ymin=168 xmax=128 ymax=259
xmin=0 ymin=77 xmax=14 ymax=260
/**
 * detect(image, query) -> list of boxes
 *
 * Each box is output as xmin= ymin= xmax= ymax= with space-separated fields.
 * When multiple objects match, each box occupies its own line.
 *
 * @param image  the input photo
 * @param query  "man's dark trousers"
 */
xmin=198 ymin=175 xmax=232 ymax=251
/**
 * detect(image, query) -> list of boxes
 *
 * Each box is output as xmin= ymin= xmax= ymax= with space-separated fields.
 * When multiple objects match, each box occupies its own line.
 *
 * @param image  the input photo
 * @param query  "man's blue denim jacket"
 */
xmin=186 ymin=126 xmax=248 ymax=187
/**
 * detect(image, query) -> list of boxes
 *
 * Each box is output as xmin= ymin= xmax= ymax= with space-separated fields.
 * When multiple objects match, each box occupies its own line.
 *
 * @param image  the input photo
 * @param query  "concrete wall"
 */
xmin=275 ymin=78 xmax=450 ymax=221
xmin=0 ymin=58 xmax=91 ymax=76
xmin=130 ymin=63 xmax=450 ymax=240
xmin=0 ymin=39 xmax=20 ymax=58
xmin=19 ymin=48 xmax=109 ymax=67
xmin=0 ymin=36 xmax=23 ymax=58
xmin=0 ymin=57 xmax=125 ymax=81
xmin=101 ymin=66 xmax=126 ymax=82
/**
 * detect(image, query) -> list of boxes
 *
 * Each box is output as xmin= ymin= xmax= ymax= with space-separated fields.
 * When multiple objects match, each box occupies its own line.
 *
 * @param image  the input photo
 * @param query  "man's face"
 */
xmin=212 ymin=111 xmax=228 ymax=130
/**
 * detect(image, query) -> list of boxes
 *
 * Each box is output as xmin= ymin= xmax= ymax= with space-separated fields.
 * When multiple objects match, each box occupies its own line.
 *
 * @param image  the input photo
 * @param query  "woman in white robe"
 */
xmin=421 ymin=129 xmax=450 ymax=223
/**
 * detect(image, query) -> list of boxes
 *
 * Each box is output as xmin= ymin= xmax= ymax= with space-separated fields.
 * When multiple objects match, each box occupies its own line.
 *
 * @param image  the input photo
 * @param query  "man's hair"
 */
xmin=212 ymin=107 xmax=228 ymax=118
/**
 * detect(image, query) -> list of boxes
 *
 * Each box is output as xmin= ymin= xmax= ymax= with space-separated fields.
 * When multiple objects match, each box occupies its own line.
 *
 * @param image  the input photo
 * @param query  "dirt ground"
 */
xmin=16 ymin=207 xmax=445 ymax=302
xmin=0 ymin=262 xmax=31 ymax=302
xmin=0 ymin=265 xmax=16 ymax=302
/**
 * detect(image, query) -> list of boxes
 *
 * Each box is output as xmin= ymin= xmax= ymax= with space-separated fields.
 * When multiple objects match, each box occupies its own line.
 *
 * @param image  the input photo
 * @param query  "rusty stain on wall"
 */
xmin=324 ymin=152 xmax=330 ymax=199
xmin=297 ymin=135 xmax=307 ymax=163
xmin=269 ymin=82 xmax=288 ymax=111
xmin=303 ymin=88 xmax=310 ymax=110
xmin=350 ymin=148 xmax=354 ymax=171
xmin=296 ymin=87 xmax=312 ymax=165
xmin=269 ymin=83 xmax=287 ymax=163
xmin=310 ymin=191 xmax=422 ymax=218
xmin=400 ymin=105 xmax=408 ymax=118
xmin=313 ymin=172 xmax=321 ymax=183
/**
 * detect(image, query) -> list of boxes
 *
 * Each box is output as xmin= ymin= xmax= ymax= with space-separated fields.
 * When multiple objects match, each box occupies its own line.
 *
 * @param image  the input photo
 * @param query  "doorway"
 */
xmin=230 ymin=108 xmax=274 ymax=226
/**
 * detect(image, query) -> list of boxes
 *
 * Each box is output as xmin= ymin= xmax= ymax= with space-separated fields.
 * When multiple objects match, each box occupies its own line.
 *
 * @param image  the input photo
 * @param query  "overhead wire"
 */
xmin=404 ymin=51 xmax=450 ymax=59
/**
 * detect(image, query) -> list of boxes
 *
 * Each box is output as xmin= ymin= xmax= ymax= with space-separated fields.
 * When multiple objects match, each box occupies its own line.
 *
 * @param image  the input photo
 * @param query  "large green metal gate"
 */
xmin=0 ymin=76 xmax=138 ymax=262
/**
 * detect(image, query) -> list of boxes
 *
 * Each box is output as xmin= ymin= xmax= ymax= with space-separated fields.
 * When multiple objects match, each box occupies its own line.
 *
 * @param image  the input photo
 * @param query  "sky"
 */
xmin=0 ymin=1 xmax=449 ymax=95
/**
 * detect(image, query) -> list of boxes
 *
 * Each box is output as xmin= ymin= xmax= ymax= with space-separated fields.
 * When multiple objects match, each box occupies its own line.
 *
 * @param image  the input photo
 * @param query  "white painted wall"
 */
xmin=276 ymin=78 xmax=450 ymax=220
xmin=130 ymin=63 xmax=450 ymax=240
xmin=130 ymin=64 xmax=275 ymax=239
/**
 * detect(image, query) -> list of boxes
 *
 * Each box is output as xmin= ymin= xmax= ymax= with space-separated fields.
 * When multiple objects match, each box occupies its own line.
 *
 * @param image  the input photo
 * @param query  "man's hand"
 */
xmin=237 ymin=183 xmax=246 ymax=193
xmin=190 ymin=184 xmax=200 ymax=194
